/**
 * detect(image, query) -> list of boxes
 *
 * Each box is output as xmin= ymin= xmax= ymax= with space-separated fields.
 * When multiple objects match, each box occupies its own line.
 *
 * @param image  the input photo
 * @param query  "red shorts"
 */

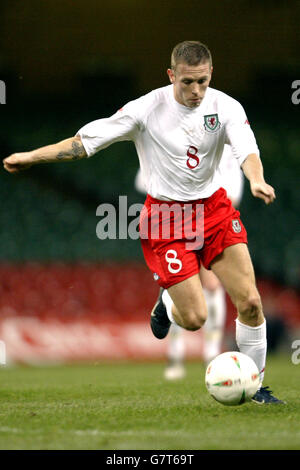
xmin=140 ymin=187 xmax=247 ymax=289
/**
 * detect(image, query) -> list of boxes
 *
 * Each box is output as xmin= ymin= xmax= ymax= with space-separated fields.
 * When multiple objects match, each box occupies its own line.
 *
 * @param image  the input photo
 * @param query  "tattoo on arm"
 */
xmin=71 ymin=140 xmax=84 ymax=159
xmin=56 ymin=140 xmax=86 ymax=161
xmin=56 ymin=152 xmax=65 ymax=160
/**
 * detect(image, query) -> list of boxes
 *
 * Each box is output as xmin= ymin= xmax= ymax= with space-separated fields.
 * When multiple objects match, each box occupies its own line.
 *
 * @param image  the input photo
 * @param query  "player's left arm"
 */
xmin=241 ymin=153 xmax=276 ymax=205
xmin=225 ymin=99 xmax=275 ymax=206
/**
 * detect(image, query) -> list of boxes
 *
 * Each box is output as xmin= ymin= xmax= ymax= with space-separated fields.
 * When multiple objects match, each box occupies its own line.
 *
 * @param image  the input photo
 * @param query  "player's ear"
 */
xmin=167 ymin=68 xmax=175 ymax=84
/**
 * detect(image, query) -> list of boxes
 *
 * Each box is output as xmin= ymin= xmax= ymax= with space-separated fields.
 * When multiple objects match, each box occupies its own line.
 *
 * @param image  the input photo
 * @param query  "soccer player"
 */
xmin=3 ymin=41 xmax=284 ymax=404
xmin=135 ymin=144 xmax=244 ymax=380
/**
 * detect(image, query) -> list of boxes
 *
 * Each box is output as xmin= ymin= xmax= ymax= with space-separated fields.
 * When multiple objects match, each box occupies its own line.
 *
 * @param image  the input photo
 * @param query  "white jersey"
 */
xmin=135 ymin=143 xmax=244 ymax=206
xmin=77 ymin=85 xmax=258 ymax=201
xmin=215 ymin=144 xmax=244 ymax=206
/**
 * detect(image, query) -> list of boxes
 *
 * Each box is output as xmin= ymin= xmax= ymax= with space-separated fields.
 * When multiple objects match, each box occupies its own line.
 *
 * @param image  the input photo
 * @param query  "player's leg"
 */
xmin=151 ymin=273 xmax=207 ymax=379
xmin=210 ymin=243 xmax=265 ymax=375
xmin=161 ymin=272 xmax=209 ymax=379
xmin=166 ymin=273 xmax=207 ymax=329
xmin=151 ymin=272 xmax=207 ymax=340
xmin=200 ymin=267 xmax=226 ymax=364
xmin=159 ymin=273 xmax=207 ymax=379
xmin=164 ymin=323 xmax=186 ymax=380
xmin=210 ymin=243 xmax=285 ymax=404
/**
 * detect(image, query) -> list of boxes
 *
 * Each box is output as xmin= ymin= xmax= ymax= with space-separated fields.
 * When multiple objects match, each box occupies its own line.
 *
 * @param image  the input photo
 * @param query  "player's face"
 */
xmin=167 ymin=61 xmax=212 ymax=108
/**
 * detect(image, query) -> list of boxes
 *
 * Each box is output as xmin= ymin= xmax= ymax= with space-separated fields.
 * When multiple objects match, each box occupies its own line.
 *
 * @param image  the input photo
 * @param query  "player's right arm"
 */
xmin=3 ymin=92 xmax=149 ymax=174
xmin=3 ymin=136 xmax=87 ymax=174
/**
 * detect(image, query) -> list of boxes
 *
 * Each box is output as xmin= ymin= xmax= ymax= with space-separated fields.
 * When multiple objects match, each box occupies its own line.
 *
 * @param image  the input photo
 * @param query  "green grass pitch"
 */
xmin=0 ymin=355 xmax=299 ymax=450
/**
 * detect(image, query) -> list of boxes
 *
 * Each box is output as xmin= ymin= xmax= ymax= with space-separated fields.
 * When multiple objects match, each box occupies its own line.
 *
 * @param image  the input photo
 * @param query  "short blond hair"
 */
xmin=171 ymin=41 xmax=212 ymax=70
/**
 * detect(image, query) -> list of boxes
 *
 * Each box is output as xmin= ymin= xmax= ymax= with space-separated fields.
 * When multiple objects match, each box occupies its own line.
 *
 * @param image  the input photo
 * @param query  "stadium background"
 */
xmin=0 ymin=1 xmax=299 ymax=363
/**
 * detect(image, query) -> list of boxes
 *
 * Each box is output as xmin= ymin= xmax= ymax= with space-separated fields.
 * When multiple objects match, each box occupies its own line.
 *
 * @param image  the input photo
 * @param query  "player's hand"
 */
xmin=250 ymin=181 xmax=276 ymax=205
xmin=3 ymin=153 xmax=34 ymax=173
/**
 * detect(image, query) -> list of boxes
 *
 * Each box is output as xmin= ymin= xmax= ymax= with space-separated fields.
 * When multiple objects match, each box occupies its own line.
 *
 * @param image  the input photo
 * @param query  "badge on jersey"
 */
xmin=232 ymin=219 xmax=242 ymax=233
xmin=204 ymin=114 xmax=221 ymax=133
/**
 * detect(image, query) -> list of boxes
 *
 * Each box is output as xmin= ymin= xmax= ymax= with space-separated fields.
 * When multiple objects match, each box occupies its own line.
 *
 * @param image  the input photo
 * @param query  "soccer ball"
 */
xmin=205 ymin=351 xmax=260 ymax=406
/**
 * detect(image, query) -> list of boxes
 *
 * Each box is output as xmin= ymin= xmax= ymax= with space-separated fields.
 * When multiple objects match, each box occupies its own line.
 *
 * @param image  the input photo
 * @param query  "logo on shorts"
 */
xmin=232 ymin=219 xmax=242 ymax=233
xmin=204 ymin=114 xmax=221 ymax=133
xmin=153 ymin=273 xmax=160 ymax=281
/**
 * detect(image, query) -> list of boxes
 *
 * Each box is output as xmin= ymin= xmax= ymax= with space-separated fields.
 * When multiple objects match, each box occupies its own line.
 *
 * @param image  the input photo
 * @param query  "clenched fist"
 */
xmin=3 ymin=153 xmax=34 ymax=173
xmin=250 ymin=181 xmax=276 ymax=205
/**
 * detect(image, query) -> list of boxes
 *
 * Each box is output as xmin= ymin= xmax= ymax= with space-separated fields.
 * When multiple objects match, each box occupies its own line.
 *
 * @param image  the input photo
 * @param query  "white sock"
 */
xmin=162 ymin=289 xmax=176 ymax=323
xmin=167 ymin=323 xmax=185 ymax=363
xmin=203 ymin=286 xmax=226 ymax=363
xmin=235 ymin=318 xmax=267 ymax=385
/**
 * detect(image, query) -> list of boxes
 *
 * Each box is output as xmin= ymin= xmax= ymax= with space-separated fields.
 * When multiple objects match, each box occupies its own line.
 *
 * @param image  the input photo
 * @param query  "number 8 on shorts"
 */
xmin=165 ymin=249 xmax=183 ymax=274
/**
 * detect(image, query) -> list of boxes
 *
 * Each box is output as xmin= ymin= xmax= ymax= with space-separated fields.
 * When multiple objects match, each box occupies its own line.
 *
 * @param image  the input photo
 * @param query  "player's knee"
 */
xmin=238 ymin=294 xmax=263 ymax=326
xmin=202 ymin=276 xmax=221 ymax=292
xmin=181 ymin=309 xmax=207 ymax=331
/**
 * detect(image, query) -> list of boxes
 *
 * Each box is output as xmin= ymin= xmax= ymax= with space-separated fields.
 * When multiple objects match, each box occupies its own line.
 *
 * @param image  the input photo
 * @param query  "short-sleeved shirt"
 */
xmin=77 ymin=85 xmax=258 ymax=202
